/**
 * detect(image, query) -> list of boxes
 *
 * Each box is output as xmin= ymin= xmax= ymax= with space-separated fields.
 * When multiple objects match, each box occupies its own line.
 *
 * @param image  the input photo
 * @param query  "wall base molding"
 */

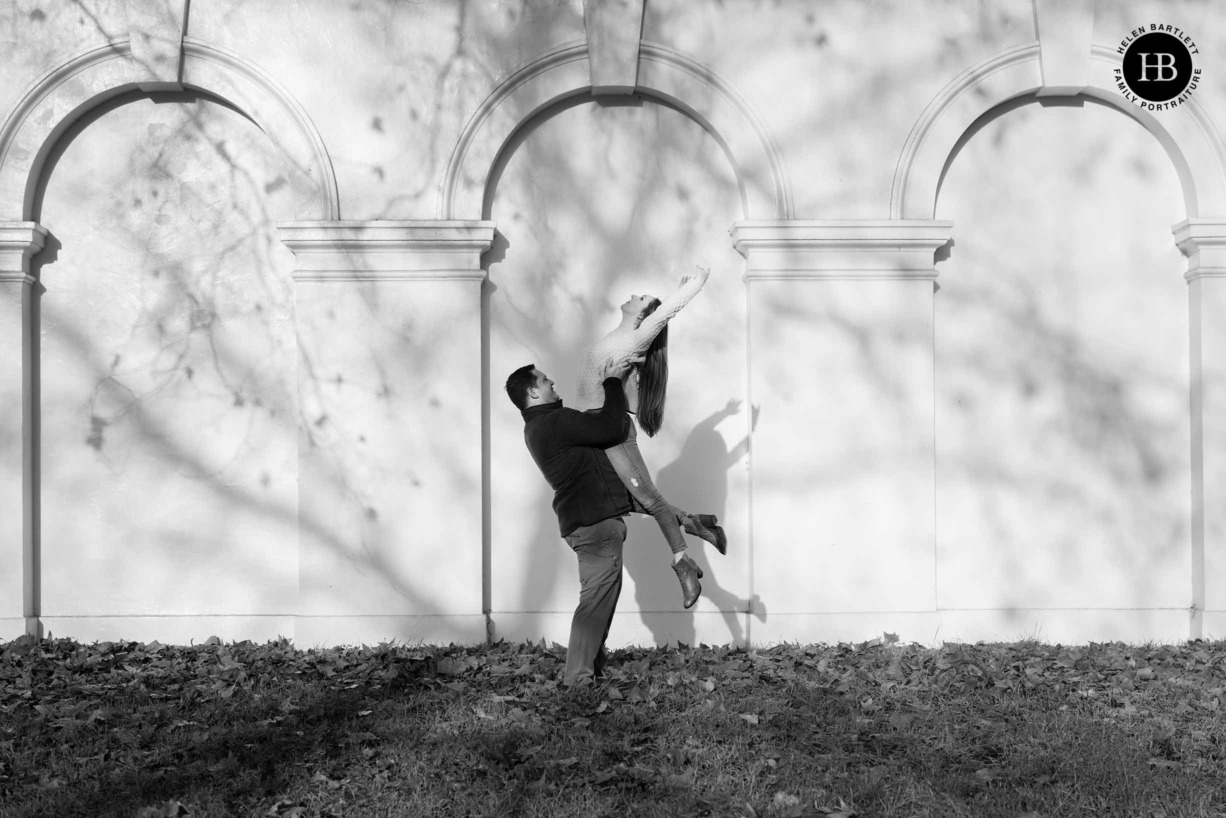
xmin=6 ymin=609 xmax=1206 ymax=648
xmin=293 ymin=615 xmax=489 ymax=648
xmin=36 ymin=616 xmax=297 ymax=645
xmin=0 ymin=618 xmax=25 ymax=642
xmin=1201 ymin=611 xmax=1226 ymax=641
xmin=930 ymin=609 xmax=1195 ymax=645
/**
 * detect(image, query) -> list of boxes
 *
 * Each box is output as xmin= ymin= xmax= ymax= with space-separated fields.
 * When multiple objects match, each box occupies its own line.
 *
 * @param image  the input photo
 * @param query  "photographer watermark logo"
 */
xmin=1115 ymin=25 xmax=1201 ymax=111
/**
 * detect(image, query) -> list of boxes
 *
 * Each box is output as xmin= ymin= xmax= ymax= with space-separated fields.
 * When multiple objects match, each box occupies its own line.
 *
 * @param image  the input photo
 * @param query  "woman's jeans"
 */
xmin=604 ymin=419 xmax=690 ymax=555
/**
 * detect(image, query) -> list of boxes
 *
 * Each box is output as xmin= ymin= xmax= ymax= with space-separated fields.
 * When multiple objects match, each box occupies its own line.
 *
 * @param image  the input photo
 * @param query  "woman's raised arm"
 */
xmin=631 ymin=265 xmax=710 ymax=353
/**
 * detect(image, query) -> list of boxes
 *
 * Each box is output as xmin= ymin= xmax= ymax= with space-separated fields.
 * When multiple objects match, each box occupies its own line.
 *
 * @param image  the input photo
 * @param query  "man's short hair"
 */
xmin=505 ymin=363 xmax=537 ymax=410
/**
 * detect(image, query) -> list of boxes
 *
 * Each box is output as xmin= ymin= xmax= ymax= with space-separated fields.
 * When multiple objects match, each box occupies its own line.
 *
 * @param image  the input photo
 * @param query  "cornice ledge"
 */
xmin=290 ymin=270 xmax=488 ymax=283
xmin=1174 ymin=218 xmax=1226 ymax=281
xmin=732 ymin=220 xmax=952 ymax=281
xmin=731 ymin=220 xmax=954 ymax=248
xmin=0 ymin=222 xmax=49 ymax=283
xmin=277 ymin=221 xmax=495 ymax=282
xmin=0 ymin=222 xmax=49 ymax=246
xmin=277 ymin=221 xmax=496 ymax=248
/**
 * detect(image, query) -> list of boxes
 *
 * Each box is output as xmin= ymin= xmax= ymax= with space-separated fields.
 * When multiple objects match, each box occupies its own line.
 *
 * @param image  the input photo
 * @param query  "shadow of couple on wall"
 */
xmin=622 ymin=397 xmax=764 ymax=647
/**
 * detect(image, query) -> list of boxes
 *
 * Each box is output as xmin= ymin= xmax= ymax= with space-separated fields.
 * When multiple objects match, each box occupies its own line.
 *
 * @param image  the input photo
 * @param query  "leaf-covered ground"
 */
xmin=1 ymin=635 xmax=1224 ymax=817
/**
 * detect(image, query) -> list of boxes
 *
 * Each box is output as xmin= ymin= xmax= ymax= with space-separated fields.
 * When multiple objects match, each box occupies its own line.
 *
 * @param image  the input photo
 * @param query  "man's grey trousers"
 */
xmin=562 ymin=516 xmax=626 ymax=686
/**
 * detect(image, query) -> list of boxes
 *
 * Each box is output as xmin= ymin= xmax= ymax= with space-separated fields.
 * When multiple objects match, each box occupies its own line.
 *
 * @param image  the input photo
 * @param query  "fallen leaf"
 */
xmin=821 ymin=795 xmax=858 ymax=817
xmin=135 ymin=801 xmax=189 ymax=817
xmin=739 ymin=713 xmax=759 ymax=725
xmin=437 ymin=657 xmax=467 ymax=676
xmin=888 ymin=712 xmax=915 ymax=730
xmin=772 ymin=791 xmax=801 ymax=809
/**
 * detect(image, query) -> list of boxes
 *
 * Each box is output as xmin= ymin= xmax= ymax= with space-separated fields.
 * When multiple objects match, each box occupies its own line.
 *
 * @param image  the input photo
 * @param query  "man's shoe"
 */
xmin=686 ymin=513 xmax=727 ymax=555
xmin=672 ymin=554 xmax=703 ymax=609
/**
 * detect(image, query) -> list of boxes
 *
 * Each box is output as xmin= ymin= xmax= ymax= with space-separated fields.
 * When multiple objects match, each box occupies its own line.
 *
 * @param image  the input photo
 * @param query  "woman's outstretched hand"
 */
xmin=680 ymin=265 xmax=711 ymax=288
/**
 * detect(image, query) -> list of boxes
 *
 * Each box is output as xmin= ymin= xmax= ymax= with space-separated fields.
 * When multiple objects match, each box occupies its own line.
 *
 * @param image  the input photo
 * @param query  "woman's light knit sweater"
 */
xmin=573 ymin=275 xmax=707 ymax=412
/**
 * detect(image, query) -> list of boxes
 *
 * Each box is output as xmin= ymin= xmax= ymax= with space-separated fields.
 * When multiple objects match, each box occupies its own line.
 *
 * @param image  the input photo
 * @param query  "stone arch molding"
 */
xmin=442 ymin=41 xmax=793 ymax=221
xmin=891 ymin=43 xmax=1226 ymax=221
xmin=0 ymin=37 xmax=339 ymax=222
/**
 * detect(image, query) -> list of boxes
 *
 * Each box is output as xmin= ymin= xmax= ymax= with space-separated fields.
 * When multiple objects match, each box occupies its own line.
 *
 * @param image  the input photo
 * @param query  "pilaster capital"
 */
xmin=277 ymin=221 xmax=496 ymax=282
xmin=731 ymin=220 xmax=953 ymax=281
xmin=1174 ymin=219 xmax=1226 ymax=281
xmin=0 ymin=223 xmax=49 ymax=285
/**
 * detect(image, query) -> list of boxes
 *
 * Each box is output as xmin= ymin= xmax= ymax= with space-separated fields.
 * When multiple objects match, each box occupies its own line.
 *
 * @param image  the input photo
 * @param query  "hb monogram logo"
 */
xmin=1116 ymin=27 xmax=1201 ymax=110
xmin=1137 ymin=52 xmax=1178 ymax=82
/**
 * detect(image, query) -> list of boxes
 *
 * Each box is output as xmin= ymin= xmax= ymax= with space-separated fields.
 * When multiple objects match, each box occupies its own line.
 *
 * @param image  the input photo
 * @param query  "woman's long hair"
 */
xmin=636 ymin=297 xmax=667 ymax=437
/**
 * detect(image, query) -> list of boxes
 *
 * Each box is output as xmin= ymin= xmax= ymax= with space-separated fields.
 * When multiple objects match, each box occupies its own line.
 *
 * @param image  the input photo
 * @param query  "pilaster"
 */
xmin=1175 ymin=219 xmax=1226 ymax=639
xmin=731 ymin=220 xmax=952 ymax=645
xmin=0 ymin=223 xmax=47 ymax=640
xmin=277 ymin=221 xmax=495 ymax=647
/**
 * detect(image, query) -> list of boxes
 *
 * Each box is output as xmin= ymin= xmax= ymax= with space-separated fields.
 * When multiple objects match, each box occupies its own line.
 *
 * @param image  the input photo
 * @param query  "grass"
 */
xmin=1 ymin=635 xmax=1224 ymax=817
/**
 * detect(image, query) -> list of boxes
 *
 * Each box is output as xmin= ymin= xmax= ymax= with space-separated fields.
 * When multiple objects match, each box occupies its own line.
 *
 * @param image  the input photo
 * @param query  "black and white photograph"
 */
xmin=1 ymin=1 xmax=1225 ymax=815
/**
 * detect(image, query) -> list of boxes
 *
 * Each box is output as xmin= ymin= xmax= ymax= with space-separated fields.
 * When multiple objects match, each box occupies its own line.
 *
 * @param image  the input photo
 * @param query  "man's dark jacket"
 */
xmin=521 ymin=377 xmax=634 ymax=537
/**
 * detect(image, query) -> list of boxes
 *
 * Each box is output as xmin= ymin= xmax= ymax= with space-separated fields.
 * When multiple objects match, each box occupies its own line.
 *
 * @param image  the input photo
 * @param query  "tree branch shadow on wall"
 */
xmin=30 ymin=88 xmax=451 ymax=627
xmin=928 ymin=95 xmax=1192 ymax=627
xmin=753 ymin=248 xmax=1189 ymax=628
xmin=931 ymin=254 xmax=1190 ymax=615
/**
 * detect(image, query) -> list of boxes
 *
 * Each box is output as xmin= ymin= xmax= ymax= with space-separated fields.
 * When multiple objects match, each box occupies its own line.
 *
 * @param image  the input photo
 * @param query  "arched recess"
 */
xmin=477 ymin=84 xmax=751 ymax=648
xmin=900 ymin=38 xmax=1226 ymax=643
xmin=892 ymin=43 xmax=1226 ymax=221
xmin=0 ymin=37 xmax=339 ymax=222
xmin=441 ymin=41 xmax=792 ymax=222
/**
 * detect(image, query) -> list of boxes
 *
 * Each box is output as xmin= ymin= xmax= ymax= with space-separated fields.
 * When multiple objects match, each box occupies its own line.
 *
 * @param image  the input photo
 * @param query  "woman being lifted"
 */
xmin=573 ymin=265 xmax=726 ymax=608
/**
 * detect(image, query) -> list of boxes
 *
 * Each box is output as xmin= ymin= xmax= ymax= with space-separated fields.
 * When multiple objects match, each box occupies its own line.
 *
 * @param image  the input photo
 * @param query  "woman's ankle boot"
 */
xmin=672 ymin=554 xmax=703 ymax=608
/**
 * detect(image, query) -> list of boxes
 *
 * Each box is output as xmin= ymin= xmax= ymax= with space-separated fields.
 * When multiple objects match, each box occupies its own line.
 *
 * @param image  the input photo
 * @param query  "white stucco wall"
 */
xmin=35 ymin=95 xmax=300 ymax=642
xmin=2 ymin=0 xmax=1225 ymax=646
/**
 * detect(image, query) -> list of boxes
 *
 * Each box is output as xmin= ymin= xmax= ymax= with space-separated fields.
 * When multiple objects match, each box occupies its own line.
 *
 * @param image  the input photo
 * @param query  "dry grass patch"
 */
xmin=1 ymin=636 xmax=1224 ymax=817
